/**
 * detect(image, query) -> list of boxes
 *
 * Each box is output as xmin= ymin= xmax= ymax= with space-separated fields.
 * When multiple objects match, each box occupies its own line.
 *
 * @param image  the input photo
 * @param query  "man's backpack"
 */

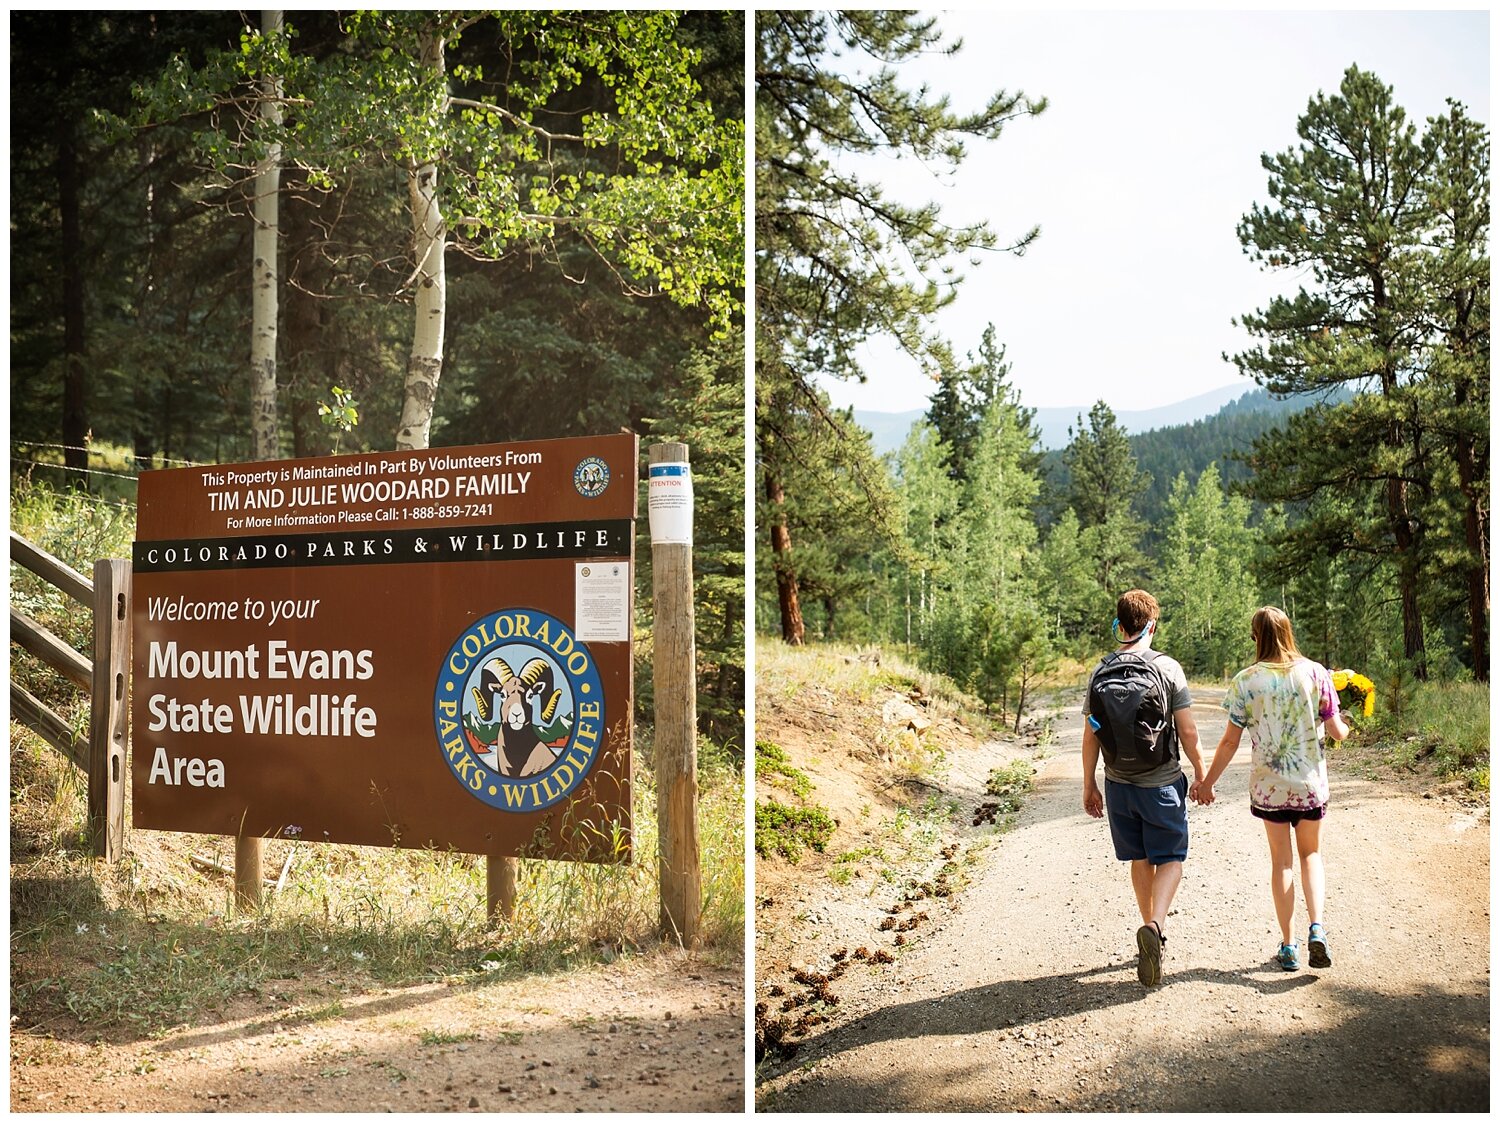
xmin=1087 ymin=650 xmax=1176 ymax=775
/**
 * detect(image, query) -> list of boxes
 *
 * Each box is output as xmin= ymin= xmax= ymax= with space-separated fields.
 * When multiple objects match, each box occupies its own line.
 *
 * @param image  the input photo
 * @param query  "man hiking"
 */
xmin=1081 ymin=589 xmax=1204 ymax=986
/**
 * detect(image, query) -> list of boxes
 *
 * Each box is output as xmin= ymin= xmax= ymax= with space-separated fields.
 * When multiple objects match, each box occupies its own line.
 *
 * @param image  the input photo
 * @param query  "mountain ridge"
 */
xmin=855 ymin=382 xmax=1251 ymax=455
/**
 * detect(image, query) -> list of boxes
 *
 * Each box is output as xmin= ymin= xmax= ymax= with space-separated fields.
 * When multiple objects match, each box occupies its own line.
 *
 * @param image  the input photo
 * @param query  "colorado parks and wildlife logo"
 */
xmin=572 ymin=456 xmax=610 ymax=497
xmin=433 ymin=608 xmax=604 ymax=812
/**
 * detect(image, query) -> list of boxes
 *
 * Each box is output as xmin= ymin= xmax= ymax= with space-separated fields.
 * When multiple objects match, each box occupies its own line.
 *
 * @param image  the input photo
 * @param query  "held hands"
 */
xmin=1189 ymin=777 xmax=1216 ymax=806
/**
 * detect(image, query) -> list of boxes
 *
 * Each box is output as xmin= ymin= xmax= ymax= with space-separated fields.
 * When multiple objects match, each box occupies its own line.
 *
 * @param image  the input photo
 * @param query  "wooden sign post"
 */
xmin=649 ymin=443 xmax=700 ymax=946
xmin=88 ymin=560 xmax=130 ymax=862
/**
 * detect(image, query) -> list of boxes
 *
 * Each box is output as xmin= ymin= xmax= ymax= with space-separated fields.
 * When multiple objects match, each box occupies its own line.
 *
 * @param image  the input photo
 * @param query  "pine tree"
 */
xmin=892 ymin=421 xmax=962 ymax=651
xmin=756 ymin=10 xmax=1044 ymax=643
xmin=1422 ymin=101 xmax=1489 ymax=679
xmin=1156 ymin=463 xmax=1259 ymax=677
xmin=927 ymin=324 xmax=1039 ymax=482
xmin=1062 ymin=401 xmax=1150 ymax=601
xmin=1232 ymin=66 xmax=1459 ymax=677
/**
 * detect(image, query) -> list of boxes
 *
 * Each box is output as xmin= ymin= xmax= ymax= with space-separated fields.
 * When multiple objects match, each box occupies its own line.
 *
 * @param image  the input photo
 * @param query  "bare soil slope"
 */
xmin=756 ymin=656 xmax=1489 ymax=1113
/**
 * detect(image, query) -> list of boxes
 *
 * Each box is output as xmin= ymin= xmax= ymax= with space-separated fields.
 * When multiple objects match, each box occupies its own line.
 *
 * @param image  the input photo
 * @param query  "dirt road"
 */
xmin=12 ymin=954 xmax=743 ymax=1113
xmin=757 ymin=690 xmax=1489 ymax=1112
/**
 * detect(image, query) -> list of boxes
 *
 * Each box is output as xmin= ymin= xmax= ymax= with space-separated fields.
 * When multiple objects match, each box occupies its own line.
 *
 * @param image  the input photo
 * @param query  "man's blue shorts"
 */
xmin=1105 ymin=774 xmax=1189 ymax=864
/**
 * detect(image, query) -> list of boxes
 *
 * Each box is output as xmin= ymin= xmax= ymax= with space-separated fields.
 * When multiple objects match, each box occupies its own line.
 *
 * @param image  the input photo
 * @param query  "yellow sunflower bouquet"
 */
xmin=1331 ymin=668 xmax=1376 ymax=717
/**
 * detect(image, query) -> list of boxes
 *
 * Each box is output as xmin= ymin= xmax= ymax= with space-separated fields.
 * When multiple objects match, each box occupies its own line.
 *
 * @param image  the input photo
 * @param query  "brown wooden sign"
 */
xmin=131 ymin=435 xmax=636 ymax=862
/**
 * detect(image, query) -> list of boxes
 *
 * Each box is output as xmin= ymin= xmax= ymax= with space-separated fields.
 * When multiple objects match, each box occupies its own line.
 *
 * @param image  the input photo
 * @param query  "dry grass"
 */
xmin=11 ymin=481 xmax=744 ymax=1037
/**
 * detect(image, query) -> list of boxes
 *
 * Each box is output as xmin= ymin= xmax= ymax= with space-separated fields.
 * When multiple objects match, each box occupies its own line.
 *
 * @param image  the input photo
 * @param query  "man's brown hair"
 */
xmin=1116 ymin=589 xmax=1159 ymax=637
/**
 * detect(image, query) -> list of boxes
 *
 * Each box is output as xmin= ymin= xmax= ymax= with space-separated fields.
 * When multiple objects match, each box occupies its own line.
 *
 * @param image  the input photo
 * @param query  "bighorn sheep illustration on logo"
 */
xmin=470 ymin=655 xmax=568 ymax=778
xmin=437 ymin=608 xmax=602 ymax=813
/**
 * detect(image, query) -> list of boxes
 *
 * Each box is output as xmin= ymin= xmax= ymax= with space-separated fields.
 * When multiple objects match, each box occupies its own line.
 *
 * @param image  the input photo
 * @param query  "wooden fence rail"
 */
xmin=11 ymin=533 xmax=94 ymax=606
xmin=11 ymin=607 xmax=93 ymax=689
xmin=9 ymin=532 xmax=129 ymax=861
xmin=9 ymin=682 xmax=88 ymax=770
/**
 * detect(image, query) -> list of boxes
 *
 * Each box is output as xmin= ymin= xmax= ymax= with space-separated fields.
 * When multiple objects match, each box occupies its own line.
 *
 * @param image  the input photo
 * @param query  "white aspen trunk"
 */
xmin=396 ymin=29 xmax=447 ymax=453
xmin=250 ymin=9 xmax=282 ymax=462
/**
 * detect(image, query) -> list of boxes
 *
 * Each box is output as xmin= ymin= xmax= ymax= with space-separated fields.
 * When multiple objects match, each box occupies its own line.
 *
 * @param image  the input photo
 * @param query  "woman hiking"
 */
xmin=1194 ymin=605 xmax=1350 ymax=970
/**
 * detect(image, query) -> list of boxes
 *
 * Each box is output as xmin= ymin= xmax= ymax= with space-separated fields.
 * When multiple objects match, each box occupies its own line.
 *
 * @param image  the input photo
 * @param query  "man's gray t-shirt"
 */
xmin=1083 ymin=649 xmax=1192 ymax=788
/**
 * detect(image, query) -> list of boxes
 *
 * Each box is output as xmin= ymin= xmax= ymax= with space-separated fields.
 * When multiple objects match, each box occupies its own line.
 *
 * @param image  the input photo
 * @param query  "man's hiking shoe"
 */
xmin=1308 ymin=923 xmax=1331 ymax=968
xmin=1136 ymin=923 xmax=1164 ymax=987
xmin=1277 ymin=940 xmax=1300 ymax=971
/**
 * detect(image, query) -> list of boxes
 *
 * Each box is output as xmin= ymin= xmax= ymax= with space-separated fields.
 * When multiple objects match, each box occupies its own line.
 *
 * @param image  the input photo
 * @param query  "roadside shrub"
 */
xmin=1413 ymin=681 xmax=1489 ymax=776
xmin=756 ymin=740 xmax=812 ymax=798
xmin=985 ymin=761 xmax=1035 ymax=814
xmin=755 ymin=799 xmax=835 ymax=862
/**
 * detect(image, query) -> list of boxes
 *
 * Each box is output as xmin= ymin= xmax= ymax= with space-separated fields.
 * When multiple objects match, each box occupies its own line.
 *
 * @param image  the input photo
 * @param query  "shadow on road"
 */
xmin=783 ymin=960 xmax=1313 ymax=1060
xmin=766 ymin=965 xmax=1488 ymax=1112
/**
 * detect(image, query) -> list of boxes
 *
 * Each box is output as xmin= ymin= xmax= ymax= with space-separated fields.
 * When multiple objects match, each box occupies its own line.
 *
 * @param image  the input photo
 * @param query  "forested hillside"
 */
xmin=756 ymin=49 xmax=1488 ymax=719
xmin=10 ymin=10 xmax=746 ymax=749
xmin=1130 ymin=387 xmax=1353 ymax=527
xmin=1036 ymin=386 xmax=1355 ymax=535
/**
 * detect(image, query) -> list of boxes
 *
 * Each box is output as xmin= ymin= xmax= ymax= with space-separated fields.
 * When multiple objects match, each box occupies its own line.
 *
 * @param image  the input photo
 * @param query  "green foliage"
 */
xmin=635 ymin=332 xmax=747 ymax=752
xmin=317 ymin=385 xmax=361 ymax=453
xmin=1232 ymin=66 xmax=1489 ymax=678
xmin=985 ymin=762 xmax=1035 ymax=814
xmin=1034 ymin=509 xmax=1101 ymax=649
xmin=1155 ymin=463 xmax=1262 ymax=678
xmin=756 ymin=393 xmax=900 ymax=643
xmin=136 ymin=11 xmax=744 ymax=332
xmin=757 ymin=12 xmax=1042 ymax=386
xmin=12 ymin=11 xmax=261 ymax=472
xmin=887 ymin=420 xmax=962 ymax=649
xmin=755 ymin=741 xmax=812 ymax=799
xmin=420 ymin=1029 xmax=478 ymax=1047
xmin=928 ymin=325 xmax=1040 ymax=483
xmin=1371 ymin=683 xmax=1483 ymax=788
xmin=10 ymin=480 xmax=136 ymax=680
xmin=960 ymin=393 xmax=1041 ymax=610
xmin=1062 ymin=401 xmax=1151 ymax=602
xmin=756 ymin=11 xmax=1043 ymax=642
xmin=317 ymin=385 xmax=360 ymax=433
xmin=1375 ymin=681 xmax=1489 ymax=788
xmin=14 ymin=13 xmax=745 ymax=473
xmin=754 ymin=799 xmax=836 ymax=863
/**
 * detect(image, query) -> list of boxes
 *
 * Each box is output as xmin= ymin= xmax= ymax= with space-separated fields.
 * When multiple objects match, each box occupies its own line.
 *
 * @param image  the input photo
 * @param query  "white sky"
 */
xmin=814 ymin=9 xmax=1490 ymax=414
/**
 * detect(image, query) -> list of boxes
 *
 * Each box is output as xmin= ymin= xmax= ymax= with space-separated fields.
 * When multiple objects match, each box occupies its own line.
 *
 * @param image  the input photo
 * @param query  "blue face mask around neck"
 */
xmin=1113 ymin=618 xmax=1154 ymax=644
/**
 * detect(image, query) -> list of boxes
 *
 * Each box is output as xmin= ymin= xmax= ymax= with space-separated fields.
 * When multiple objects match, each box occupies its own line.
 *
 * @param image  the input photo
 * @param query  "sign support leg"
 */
xmin=487 ymin=855 xmax=518 ymax=922
xmin=236 ymin=836 xmax=263 ymax=911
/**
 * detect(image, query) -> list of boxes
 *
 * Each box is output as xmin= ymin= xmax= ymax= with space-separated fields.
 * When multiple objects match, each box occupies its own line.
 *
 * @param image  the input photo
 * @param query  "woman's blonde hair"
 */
xmin=1251 ymin=605 xmax=1303 ymax=664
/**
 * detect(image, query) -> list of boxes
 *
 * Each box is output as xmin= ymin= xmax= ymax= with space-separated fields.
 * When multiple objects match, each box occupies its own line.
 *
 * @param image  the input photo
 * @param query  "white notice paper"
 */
xmin=574 ymin=562 xmax=630 ymax=641
xmin=648 ymin=460 xmax=693 ymax=544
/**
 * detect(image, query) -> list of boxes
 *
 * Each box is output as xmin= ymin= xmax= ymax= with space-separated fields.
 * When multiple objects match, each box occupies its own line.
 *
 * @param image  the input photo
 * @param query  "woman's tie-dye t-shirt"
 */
xmin=1222 ymin=659 xmax=1338 ymax=811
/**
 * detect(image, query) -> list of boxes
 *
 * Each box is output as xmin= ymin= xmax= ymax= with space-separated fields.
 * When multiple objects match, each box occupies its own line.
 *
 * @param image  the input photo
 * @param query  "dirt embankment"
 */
xmin=755 ymin=650 xmax=1489 ymax=1112
xmin=753 ymin=645 xmax=1064 ymax=1062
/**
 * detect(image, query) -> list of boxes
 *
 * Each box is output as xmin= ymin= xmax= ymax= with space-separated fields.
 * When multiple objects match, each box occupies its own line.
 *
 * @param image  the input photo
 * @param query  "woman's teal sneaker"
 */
xmin=1277 ymin=940 xmax=1300 ymax=971
xmin=1308 ymin=923 xmax=1331 ymax=968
